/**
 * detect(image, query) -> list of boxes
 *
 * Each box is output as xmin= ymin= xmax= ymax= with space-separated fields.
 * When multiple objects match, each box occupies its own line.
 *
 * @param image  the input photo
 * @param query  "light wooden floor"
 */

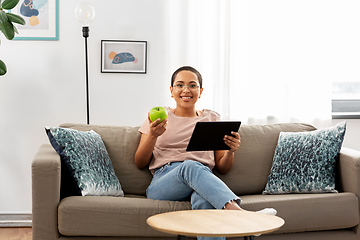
xmin=0 ymin=227 xmax=32 ymax=240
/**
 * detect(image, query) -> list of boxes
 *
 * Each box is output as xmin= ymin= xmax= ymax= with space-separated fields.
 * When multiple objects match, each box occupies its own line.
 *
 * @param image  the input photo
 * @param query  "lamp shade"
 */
xmin=75 ymin=3 xmax=96 ymax=26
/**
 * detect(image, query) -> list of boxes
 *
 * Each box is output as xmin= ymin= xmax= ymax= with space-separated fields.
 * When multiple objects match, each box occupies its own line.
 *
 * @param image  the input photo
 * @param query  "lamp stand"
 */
xmin=82 ymin=26 xmax=90 ymax=124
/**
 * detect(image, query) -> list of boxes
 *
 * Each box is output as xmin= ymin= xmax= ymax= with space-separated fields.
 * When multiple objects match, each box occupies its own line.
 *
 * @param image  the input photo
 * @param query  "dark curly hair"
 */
xmin=171 ymin=66 xmax=203 ymax=88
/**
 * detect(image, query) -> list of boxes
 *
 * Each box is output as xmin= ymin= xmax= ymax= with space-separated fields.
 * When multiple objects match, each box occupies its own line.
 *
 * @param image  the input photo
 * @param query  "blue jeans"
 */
xmin=146 ymin=160 xmax=241 ymax=240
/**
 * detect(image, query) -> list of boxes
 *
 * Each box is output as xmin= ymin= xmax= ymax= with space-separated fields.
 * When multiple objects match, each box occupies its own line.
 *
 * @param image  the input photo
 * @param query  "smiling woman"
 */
xmin=134 ymin=66 xmax=275 ymax=240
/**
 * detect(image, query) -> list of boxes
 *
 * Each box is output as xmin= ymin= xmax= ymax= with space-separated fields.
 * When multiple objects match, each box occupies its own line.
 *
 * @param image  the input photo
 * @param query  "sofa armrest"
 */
xmin=338 ymin=147 xmax=360 ymax=196
xmin=32 ymin=144 xmax=61 ymax=240
xmin=338 ymin=147 xmax=360 ymax=238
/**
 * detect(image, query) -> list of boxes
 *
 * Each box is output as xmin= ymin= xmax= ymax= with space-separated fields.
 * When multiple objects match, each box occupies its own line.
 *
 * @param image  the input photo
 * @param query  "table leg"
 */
xmin=244 ymin=236 xmax=254 ymax=240
xmin=177 ymin=235 xmax=185 ymax=240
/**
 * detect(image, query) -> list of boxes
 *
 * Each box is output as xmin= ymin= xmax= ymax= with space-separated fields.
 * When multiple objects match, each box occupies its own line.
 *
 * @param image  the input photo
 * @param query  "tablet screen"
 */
xmin=186 ymin=121 xmax=241 ymax=151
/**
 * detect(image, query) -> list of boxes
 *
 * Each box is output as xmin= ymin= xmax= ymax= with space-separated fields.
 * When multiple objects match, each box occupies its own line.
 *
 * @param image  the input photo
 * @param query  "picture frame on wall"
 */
xmin=101 ymin=40 xmax=147 ymax=74
xmin=11 ymin=0 xmax=59 ymax=41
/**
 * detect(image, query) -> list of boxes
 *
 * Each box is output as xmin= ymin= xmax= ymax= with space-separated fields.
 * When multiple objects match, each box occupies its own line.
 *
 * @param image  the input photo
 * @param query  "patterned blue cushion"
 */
xmin=263 ymin=121 xmax=346 ymax=194
xmin=46 ymin=127 xmax=124 ymax=197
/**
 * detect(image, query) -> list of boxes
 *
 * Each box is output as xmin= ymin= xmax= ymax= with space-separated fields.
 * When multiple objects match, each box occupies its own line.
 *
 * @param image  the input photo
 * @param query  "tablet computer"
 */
xmin=186 ymin=121 xmax=241 ymax=151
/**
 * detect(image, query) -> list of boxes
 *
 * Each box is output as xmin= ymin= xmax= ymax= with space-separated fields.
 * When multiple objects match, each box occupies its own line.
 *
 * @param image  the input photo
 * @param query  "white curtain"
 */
xmin=163 ymin=0 xmax=359 ymax=128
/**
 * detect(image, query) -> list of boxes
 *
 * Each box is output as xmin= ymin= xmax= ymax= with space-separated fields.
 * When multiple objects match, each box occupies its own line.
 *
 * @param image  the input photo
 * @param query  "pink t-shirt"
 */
xmin=139 ymin=108 xmax=220 ymax=173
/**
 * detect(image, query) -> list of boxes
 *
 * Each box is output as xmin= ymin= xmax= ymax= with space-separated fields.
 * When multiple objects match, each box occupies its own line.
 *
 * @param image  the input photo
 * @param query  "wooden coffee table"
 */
xmin=147 ymin=209 xmax=285 ymax=240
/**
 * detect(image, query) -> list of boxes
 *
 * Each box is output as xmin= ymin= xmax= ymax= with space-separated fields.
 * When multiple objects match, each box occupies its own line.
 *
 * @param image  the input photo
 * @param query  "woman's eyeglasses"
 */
xmin=173 ymin=83 xmax=200 ymax=92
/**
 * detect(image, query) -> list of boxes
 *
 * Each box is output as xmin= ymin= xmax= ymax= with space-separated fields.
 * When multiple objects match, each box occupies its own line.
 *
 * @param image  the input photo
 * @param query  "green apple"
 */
xmin=149 ymin=107 xmax=168 ymax=123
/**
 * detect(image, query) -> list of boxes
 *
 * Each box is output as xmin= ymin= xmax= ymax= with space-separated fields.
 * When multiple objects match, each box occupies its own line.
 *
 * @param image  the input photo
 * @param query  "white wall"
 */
xmin=0 ymin=0 xmax=167 ymax=213
xmin=332 ymin=119 xmax=360 ymax=151
xmin=0 ymin=0 xmax=359 ymax=213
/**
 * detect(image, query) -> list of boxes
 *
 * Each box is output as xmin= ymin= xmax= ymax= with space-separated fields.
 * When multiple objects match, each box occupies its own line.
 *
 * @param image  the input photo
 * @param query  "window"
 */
xmin=332 ymin=82 xmax=360 ymax=119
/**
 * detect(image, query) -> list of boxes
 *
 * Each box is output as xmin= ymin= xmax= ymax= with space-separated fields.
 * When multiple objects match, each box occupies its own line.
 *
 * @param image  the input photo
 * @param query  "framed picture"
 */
xmin=101 ymin=40 xmax=147 ymax=74
xmin=11 ymin=0 xmax=59 ymax=40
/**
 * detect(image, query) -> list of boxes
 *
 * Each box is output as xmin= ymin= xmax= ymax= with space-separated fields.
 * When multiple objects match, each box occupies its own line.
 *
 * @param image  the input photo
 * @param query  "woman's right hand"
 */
xmin=148 ymin=114 xmax=167 ymax=139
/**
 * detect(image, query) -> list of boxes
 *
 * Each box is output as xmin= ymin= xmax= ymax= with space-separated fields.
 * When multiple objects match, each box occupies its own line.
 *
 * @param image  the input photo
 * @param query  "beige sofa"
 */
xmin=32 ymin=123 xmax=360 ymax=240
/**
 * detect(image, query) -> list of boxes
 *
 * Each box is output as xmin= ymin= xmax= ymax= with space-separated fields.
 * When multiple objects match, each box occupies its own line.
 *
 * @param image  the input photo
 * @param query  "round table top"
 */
xmin=147 ymin=209 xmax=285 ymax=238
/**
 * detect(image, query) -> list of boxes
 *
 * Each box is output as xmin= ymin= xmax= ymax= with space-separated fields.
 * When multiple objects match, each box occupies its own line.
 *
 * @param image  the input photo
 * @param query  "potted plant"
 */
xmin=0 ymin=0 xmax=25 ymax=76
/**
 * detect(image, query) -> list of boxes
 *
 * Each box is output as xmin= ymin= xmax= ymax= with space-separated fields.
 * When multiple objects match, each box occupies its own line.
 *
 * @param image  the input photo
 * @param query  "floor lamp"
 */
xmin=75 ymin=3 xmax=96 ymax=125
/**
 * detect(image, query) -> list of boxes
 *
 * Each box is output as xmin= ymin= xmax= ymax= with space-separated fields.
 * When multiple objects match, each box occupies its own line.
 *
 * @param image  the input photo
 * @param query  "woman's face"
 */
xmin=170 ymin=70 xmax=203 ymax=108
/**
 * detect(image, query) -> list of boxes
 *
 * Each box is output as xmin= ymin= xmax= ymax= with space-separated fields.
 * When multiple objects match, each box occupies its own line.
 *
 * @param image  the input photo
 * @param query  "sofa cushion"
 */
xmin=214 ymin=123 xmax=317 ymax=196
xmin=240 ymin=192 xmax=359 ymax=234
xmin=46 ymin=127 xmax=124 ymax=197
xmin=260 ymin=230 xmax=356 ymax=240
xmin=263 ymin=121 xmax=346 ymax=194
xmin=58 ymin=195 xmax=192 ymax=237
xmin=57 ymin=193 xmax=358 ymax=237
xmin=60 ymin=123 xmax=153 ymax=196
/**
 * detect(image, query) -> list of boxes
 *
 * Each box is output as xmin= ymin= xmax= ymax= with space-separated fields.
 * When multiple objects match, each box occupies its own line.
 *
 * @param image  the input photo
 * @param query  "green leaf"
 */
xmin=0 ymin=10 xmax=8 ymax=23
xmin=6 ymin=12 xmax=25 ymax=25
xmin=13 ymin=23 xmax=17 ymax=34
xmin=0 ymin=59 xmax=7 ymax=76
xmin=0 ymin=20 xmax=14 ymax=40
xmin=2 ymin=0 xmax=20 ymax=10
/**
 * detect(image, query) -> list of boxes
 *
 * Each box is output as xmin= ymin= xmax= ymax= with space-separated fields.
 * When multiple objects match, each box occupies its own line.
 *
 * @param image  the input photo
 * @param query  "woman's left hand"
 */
xmin=224 ymin=131 xmax=241 ymax=153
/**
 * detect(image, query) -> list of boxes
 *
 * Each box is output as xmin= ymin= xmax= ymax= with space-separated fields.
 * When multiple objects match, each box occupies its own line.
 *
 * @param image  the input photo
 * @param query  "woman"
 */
xmin=135 ymin=66 xmax=275 ymax=240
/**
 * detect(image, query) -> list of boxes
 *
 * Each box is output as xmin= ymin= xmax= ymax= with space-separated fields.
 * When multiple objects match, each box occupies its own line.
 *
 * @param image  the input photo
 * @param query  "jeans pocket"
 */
xmin=153 ymin=163 xmax=170 ymax=179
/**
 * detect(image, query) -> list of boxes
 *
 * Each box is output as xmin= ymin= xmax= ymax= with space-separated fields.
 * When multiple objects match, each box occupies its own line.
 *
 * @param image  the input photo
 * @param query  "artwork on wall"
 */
xmin=101 ymin=40 xmax=147 ymax=74
xmin=11 ymin=0 xmax=59 ymax=40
